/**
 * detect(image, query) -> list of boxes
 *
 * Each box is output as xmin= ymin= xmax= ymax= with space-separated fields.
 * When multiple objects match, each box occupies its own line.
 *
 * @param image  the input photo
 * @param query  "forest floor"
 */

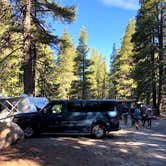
xmin=0 ymin=116 xmax=166 ymax=166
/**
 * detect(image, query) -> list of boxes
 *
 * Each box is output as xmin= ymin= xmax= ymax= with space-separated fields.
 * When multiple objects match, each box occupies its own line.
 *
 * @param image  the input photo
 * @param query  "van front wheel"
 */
xmin=92 ymin=124 xmax=106 ymax=139
xmin=23 ymin=126 xmax=34 ymax=138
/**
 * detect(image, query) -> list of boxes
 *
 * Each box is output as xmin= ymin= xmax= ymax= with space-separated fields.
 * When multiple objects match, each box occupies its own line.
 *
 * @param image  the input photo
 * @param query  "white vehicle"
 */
xmin=0 ymin=95 xmax=49 ymax=122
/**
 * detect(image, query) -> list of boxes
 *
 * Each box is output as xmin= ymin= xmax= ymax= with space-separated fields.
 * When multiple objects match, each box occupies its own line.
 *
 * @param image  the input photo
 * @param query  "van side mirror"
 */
xmin=42 ymin=108 xmax=47 ymax=114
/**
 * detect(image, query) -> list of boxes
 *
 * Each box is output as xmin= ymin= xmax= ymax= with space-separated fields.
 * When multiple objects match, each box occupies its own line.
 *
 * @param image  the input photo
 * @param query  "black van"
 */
xmin=13 ymin=100 xmax=120 ymax=138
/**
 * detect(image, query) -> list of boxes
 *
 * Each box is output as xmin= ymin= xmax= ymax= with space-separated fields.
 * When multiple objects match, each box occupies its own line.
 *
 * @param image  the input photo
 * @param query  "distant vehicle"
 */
xmin=13 ymin=100 xmax=120 ymax=138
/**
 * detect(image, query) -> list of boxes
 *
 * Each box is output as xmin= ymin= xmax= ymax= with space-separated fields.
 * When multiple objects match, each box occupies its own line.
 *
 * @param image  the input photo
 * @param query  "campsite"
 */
xmin=0 ymin=0 xmax=166 ymax=166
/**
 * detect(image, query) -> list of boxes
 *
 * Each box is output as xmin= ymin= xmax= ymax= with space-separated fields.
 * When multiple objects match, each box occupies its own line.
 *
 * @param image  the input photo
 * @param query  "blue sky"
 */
xmin=52 ymin=0 xmax=139 ymax=58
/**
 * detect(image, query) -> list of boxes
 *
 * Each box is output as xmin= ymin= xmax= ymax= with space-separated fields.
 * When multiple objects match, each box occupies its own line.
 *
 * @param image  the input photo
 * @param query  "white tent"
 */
xmin=0 ymin=96 xmax=49 ymax=122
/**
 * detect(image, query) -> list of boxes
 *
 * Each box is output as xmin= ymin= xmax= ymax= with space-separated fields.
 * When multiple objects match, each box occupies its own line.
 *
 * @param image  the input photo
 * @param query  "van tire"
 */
xmin=23 ymin=126 xmax=34 ymax=138
xmin=92 ymin=124 xmax=106 ymax=139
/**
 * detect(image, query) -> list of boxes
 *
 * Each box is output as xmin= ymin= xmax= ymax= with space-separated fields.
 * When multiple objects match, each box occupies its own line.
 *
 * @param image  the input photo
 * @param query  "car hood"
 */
xmin=14 ymin=112 xmax=40 ymax=118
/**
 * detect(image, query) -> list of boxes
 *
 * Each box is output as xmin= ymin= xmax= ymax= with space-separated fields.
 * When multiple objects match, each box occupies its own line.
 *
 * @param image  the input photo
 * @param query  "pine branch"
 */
xmin=30 ymin=13 xmax=59 ymax=45
xmin=0 ymin=47 xmax=23 ymax=64
xmin=35 ymin=1 xmax=76 ymax=23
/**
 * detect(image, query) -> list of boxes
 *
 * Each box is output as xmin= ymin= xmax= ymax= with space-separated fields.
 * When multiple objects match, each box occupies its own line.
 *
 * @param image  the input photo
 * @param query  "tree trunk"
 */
xmin=82 ymin=54 xmax=85 ymax=99
xmin=151 ymin=33 xmax=157 ymax=114
xmin=32 ymin=0 xmax=37 ymax=96
xmin=23 ymin=0 xmax=33 ymax=96
xmin=32 ymin=45 xmax=36 ymax=96
xmin=157 ymin=4 xmax=164 ymax=115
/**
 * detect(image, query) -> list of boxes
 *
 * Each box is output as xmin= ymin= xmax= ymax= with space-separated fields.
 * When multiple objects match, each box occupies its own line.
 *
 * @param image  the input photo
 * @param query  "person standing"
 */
xmin=130 ymin=106 xmax=135 ymax=127
xmin=133 ymin=105 xmax=141 ymax=130
xmin=123 ymin=105 xmax=129 ymax=126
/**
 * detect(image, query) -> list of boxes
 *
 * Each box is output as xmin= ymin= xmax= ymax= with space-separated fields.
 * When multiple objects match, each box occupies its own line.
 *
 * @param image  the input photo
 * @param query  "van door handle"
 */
xmin=56 ymin=115 xmax=63 ymax=118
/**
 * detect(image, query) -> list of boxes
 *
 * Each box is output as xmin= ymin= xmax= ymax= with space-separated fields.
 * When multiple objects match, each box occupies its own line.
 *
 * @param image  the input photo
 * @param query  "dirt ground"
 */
xmin=0 ymin=117 xmax=166 ymax=166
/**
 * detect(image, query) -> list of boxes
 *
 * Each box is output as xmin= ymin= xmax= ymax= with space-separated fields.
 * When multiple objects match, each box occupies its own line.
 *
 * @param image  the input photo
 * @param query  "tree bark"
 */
xmin=23 ymin=0 xmax=33 ymax=96
xmin=32 ymin=0 xmax=37 ymax=96
xmin=151 ymin=32 xmax=157 ymax=114
xmin=157 ymin=4 xmax=164 ymax=115
xmin=82 ymin=54 xmax=85 ymax=99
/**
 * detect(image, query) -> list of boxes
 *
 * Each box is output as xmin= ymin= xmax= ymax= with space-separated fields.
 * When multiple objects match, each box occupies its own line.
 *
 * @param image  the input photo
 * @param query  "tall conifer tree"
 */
xmin=109 ymin=43 xmax=117 ymax=99
xmin=2 ymin=0 xmax=76 ymax=96
xmin=110 ymin=43 xmax=117 ymax=73
xmin=71 ymin=28 xmax=92 ymax=99
xmin=132 ymin=0 xmax=166 ymax=114
xmin=89 ymin=49 xmax=101 ymax=99
xmin=111 ymin=18 xmax=136 ymax=99
xmin=55 ymin=28 xmax=76 ymax=99
xmin=89 ymin=49 xmax=109 ymax=99
xmin=0 ymin=1 xmax=23 ymax=96
xmin=35 ymin=44 xmax=56 ymax=99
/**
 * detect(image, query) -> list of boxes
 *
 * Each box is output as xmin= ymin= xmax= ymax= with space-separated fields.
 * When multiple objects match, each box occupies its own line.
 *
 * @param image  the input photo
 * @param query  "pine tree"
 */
xmin=156 ymin=1 xmax=166 ymax=112
xmin=110 ymin=43 xmax=117 ymax=73
xmin=55 ymin=28 xmax=77 ymax=99
xmin=5 ymin=0 xmax=77 ymax=95
xmin=34 ymin=44 xmax=56 ymax=99
xmin=71 ymin=28 xmax=92 ymax=99
xmin=132 ymin=0 xmax=166 ymax=114
xmin=100 ymin=57 xmax=109 ymax=99
xmin=89 ymin=49 xmax=101 ymax=99
xmin=0 ymin=1 xmax=23 ymax=96
xmin=111 ymin=18 xmax=136 ymax=99
xmin=109 ymin=43 xmax=117 ymax=99
xmin=89 ymin=49 xmax=109 ymax=99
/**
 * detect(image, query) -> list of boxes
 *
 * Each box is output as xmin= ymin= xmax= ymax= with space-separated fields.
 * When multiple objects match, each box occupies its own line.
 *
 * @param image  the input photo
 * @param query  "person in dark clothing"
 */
xmin=133 ymin=105 xmax=141 ymax=130
xmin=122 ymin=105 xmax=129 ymax=126
xmin=117 ymin=102 xmax=123 ymax=120
xmin=140 ymin=105 xmax=152 ymax=128
xmin=140 ymin=105 xmax=148 ymax=126
xmin=117 ymin=102 xmax=129 ymax=126
xmin=130 ymin=107 xmax=135 ymax=127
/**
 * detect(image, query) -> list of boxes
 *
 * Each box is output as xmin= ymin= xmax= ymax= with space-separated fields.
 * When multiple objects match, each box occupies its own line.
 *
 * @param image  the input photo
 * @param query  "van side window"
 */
xmin=83 ymin=102 xmax=98 ymax=112
xmin=83 ymin=101 xmax=115 ymax=112
xmin=97 ymin=102 xmax=114 ymax=111
xmin=67 ymin=102 xmax=82 ymax=112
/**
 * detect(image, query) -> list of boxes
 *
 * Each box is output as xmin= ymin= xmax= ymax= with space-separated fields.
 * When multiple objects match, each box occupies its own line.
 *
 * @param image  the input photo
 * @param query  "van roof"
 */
xmin=49 ymin=99 xmax=118 ymax=103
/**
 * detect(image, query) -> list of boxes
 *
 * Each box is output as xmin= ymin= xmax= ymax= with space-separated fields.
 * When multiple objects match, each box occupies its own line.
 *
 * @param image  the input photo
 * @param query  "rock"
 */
xmin=0 ymin=121 xmax=24 ymax=150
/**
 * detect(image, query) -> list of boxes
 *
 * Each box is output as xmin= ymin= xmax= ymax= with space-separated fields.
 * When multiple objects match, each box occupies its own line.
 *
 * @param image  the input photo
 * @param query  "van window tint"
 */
xmin=67 ymin=102 xmax=82 ymax=112
xmin=83 ymin=101 xmax=98 ymax=112
xmin=98 ymin=102 xmax=114 ymax=111
xmin=83 ymin=101 xmax=115 ymax=112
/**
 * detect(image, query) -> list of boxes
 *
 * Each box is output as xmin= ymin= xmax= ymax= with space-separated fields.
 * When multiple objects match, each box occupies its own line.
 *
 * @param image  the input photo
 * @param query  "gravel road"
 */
xmin=0 ymin=117 xmax=166 ymax=166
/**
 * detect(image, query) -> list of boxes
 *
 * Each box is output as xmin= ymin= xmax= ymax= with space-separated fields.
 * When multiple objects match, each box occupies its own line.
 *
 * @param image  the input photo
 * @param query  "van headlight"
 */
xmin=108 ymin=111 xmax=117 ymax=117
